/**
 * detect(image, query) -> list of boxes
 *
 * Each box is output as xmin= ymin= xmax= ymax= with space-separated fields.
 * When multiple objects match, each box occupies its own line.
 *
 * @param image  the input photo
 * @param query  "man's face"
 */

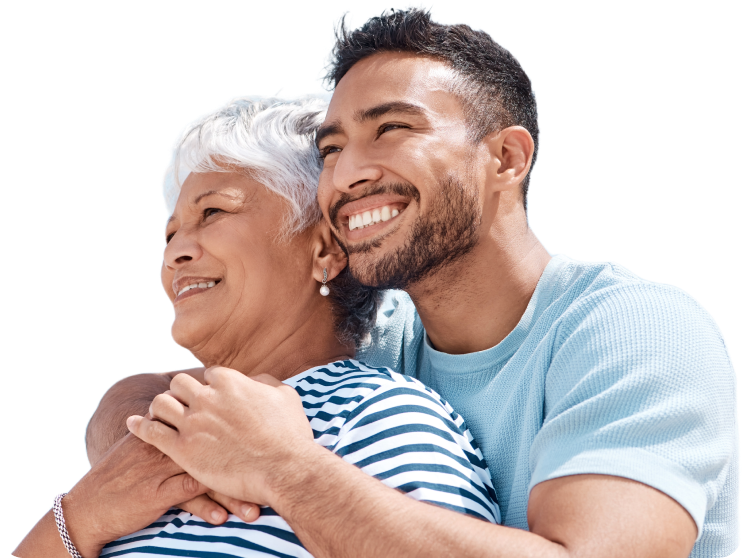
xmin=316 ymin=52 xmax=485 ymax=290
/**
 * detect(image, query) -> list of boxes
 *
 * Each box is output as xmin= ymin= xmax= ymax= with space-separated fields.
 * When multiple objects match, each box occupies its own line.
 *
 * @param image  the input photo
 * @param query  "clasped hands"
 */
xmin=128 ymin=367 xmax=314 ymax=510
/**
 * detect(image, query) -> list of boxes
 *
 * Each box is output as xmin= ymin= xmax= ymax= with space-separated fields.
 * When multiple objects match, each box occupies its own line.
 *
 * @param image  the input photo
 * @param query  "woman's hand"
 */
xmin=127 ymin=367 xmax=314 ymax=506
xmin=15 ymin=433 xmax=209 ymax=558
xmin=179 ymin=490 xmax=261 ymax=523
xmin=66 ymin=433 xmax=209 ymax=555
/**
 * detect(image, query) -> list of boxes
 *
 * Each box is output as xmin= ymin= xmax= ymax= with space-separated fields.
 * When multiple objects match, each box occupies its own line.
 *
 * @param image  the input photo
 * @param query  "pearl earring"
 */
xmin=320 ymin=268 xmax=330 ymax=296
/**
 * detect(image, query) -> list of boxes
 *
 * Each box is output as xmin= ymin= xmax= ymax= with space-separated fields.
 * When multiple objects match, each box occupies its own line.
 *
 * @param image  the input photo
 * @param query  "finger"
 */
xmin=203 ymin=365 xmax=238 ymax=387
xmin=127 ymin=414 xmax=178 ymax=455
xmin=208 ymin=491 xmax=261 ymax=523
xmin=178 ymin=494 xmax=229 ymax=525
xmin=169 ymin=372 xmax=204 ymax=406
xmin=149 ymin=392 xmax=187 ymax=428
xmin=159 ymin=473 xmax=207 ymax=509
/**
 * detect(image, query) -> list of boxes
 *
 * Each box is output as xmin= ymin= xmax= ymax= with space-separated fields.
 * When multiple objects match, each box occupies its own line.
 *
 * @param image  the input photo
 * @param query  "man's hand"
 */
xmin=127 ymin=367 xmax=314 ymax=505
xmin=86 ymin=369 xmax=260 ymax=524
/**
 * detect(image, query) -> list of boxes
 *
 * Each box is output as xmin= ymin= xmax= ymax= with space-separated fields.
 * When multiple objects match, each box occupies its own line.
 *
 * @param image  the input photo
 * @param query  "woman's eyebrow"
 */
xmin=193 ymin=190 xmax=239 ymax=204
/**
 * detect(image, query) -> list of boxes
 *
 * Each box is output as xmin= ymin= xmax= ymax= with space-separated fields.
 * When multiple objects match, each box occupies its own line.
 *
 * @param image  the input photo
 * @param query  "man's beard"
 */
xmin=331 ymin=176 xmax=481 ymax=290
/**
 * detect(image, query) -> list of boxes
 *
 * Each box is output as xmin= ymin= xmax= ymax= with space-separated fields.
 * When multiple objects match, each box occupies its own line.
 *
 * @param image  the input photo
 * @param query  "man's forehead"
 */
xmin=326 ymin=52 xmax=460 ymax=119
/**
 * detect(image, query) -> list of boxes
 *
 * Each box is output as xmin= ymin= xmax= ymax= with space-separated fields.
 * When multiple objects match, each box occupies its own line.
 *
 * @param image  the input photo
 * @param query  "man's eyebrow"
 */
xmin=315 ymin=103 xmax=426 ymax=147
xmin=315 ymin=121 xmax=344 ymax=147
xmin=354 ymin=101 xmax=426 ymax=123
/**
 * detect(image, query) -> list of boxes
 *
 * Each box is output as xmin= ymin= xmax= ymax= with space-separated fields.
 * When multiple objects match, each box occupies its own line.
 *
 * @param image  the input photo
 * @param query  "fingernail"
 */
xmin=212 ymin=509 xmax=223 ymax=522
xmin=241 ymin=504 xmax=252 ymax=518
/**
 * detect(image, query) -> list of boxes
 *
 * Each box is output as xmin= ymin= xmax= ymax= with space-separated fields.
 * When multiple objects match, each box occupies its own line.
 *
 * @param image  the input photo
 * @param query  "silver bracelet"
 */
xmin=53 ymin=493 xmax=83 ymax=558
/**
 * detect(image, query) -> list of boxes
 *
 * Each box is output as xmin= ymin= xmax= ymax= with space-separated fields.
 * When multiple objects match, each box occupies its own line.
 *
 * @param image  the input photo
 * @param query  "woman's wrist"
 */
xmin=61 ymin=488 xmax=107 ymax=558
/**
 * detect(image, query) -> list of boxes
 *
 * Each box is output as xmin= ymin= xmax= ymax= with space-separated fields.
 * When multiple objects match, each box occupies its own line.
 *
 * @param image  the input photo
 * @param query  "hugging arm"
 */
xmin=86 ymin=372 xmax=175 ymax=465
xmin=129 ymin=368 xmax=699 ymax=558
xmin=84 ymin=368 xmax=258 ymax=524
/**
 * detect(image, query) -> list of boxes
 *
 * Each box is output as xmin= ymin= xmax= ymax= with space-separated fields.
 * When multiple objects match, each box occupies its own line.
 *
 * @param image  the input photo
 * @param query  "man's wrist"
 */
xmin=259 ymin=440 xmax=326 ymax=505
xmin=262 ymin=441 xmax=348 ymax=518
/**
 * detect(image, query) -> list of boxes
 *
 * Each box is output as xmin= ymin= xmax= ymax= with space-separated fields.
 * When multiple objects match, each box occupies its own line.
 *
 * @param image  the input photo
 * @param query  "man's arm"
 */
xmin=274 ymin=443 xmax=696 ymax=558
xmin=129 ymin=368 xmax=698 ymax=558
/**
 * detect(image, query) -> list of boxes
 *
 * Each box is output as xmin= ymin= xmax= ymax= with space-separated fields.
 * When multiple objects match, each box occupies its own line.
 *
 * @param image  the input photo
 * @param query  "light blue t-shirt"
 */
xmin=358 ymin=255 xmax=738 ymax=558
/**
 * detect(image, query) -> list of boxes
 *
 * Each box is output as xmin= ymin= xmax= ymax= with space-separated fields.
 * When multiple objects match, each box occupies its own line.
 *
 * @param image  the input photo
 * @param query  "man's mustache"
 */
xmin=328 ymin=182 xmax=421 ymax=231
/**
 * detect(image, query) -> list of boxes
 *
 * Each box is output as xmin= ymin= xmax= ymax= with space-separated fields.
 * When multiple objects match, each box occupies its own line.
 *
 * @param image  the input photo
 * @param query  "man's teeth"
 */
xmin=177 ymin=281 xmax=217 ymax=296
xmin=348 ymin=206 xmax=401 ymax=231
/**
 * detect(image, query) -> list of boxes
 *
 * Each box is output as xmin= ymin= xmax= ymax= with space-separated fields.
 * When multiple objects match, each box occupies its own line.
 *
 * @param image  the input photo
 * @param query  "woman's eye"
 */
xmin=204 ymin=207 xmax=222 ymax=218
xmin=165 ymin=232 xmax=175 ymax=244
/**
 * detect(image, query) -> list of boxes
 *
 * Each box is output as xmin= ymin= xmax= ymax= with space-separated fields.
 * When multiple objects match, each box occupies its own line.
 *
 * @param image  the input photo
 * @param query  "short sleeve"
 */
xmin=332 ymin=377 xmax=501 ymax=524
xmin=530 ymin=281 xmax=737 ymax=544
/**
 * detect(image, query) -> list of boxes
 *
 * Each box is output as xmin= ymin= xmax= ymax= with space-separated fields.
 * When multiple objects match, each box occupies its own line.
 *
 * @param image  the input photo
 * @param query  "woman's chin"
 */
xmin=171 ymin=322 xmax=213 ymax=353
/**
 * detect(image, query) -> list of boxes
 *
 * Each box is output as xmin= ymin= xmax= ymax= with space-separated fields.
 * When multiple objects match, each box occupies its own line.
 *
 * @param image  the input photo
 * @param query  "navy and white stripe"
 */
xmin=101 ymin=359 xmax=499 ymax=557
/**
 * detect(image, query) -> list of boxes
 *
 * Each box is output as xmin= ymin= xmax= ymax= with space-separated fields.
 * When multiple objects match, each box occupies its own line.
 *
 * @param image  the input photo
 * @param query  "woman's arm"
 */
xmin=84 ymin=368 xmax=257 ymax=524
xmin=14 ymin=435 xmax=208 ymax=558
xmin=86 ymin=369 xmax=204 ymax=465
xmin=13 ymin=511 xmax=75 ymax=558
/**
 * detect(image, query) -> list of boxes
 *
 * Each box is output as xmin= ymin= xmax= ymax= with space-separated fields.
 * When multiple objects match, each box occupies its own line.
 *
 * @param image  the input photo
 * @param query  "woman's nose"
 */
xmin=332 ymin=142 xmax=383 ymax=193
xmin=163 ymin=230 xmax=203 ymax=269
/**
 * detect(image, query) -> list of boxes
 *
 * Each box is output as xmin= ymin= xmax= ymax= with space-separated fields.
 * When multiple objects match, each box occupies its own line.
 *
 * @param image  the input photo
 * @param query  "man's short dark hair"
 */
xmin=327 ymin=8 xmax=539 ymax=209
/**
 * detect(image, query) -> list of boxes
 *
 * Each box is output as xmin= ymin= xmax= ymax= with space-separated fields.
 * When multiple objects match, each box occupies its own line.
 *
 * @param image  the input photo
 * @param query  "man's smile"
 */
xmin=332 ymin=187 xmax=418 ymax=242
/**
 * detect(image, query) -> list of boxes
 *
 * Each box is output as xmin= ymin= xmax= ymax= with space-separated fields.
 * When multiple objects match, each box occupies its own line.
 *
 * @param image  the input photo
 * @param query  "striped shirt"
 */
xmin=101 ymin=359 xmax=500 ymax=557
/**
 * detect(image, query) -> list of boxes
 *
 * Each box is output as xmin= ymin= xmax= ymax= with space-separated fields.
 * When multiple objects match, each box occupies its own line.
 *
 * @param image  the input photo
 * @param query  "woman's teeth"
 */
xmin=348 ymin=206 xmax=400 ymax=231
xmin=177 ymin=281 xmax=217 ymax=297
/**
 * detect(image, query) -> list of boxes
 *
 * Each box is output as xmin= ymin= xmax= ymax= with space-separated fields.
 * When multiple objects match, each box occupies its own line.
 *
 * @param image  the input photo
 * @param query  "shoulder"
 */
xmin=356 ymin=290 xmax=424 ymax=374
xmin=297 ymin=359 xmax=463 ymax=424
xmin=546 ymin=258 xmax=730 ymax=373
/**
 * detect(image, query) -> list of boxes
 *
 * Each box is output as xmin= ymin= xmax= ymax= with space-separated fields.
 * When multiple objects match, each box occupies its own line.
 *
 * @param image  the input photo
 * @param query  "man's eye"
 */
xmin=204 ymin=208 xmax=222 ymax=218
xmin=378 ymin=123 xmax=407 ymax=136
xmin=318 ymin=146 xmax=341 ymax=160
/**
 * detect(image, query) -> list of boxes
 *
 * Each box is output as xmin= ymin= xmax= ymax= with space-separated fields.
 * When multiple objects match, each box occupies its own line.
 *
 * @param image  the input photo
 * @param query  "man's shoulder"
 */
xmin=545 ymin=256 xmax=722 ymax=340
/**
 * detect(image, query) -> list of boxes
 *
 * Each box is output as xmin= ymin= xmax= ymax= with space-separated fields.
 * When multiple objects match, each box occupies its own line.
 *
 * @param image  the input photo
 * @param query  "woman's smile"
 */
xmin=172 ymin=277 xmax=222 ymax=303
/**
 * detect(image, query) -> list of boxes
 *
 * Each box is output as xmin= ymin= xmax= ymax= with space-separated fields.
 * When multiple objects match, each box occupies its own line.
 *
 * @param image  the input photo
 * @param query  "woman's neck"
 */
xmin=191 ymin=303 xmax=355 ymax=382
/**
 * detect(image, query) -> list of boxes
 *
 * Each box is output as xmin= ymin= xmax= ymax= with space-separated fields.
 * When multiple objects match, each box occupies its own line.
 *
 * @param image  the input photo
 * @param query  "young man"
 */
xmin=127 ymin=10 xmax=736 ymax=557
xmin=53 ymin=9 xmax=738 ymax=558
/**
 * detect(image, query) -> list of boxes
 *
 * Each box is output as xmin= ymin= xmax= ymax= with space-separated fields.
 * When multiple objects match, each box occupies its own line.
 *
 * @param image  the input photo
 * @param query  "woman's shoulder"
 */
xmin=286 ymin=359 xmax=441 ymax=400
xmin=288 ymin=359 xmax=467 ymax=432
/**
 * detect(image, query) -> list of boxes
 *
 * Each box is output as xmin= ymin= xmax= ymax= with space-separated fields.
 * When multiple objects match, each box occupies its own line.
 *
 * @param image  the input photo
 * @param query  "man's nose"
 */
xmin=332 ymin=141 xmax=383 ymax=192
xmin=163 ymin=229 xmax=203 ymax=269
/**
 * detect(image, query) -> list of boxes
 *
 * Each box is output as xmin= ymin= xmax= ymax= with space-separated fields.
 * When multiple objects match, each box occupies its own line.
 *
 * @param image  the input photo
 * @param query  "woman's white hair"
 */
xmin=164 ymin=97 xmax=327 ymax=237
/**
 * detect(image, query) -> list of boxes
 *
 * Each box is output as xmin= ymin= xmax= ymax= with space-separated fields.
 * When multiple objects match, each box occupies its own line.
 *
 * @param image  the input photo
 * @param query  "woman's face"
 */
xmin=162 ymin=171 xmax=318 ymax=358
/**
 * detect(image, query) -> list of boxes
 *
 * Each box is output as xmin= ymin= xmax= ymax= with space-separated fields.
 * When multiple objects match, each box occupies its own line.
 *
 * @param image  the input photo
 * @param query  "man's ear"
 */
xmin=482 ymin=125 xmax=535 ymax=194
xmin=310 ymin=220 xmax=348 ymax=284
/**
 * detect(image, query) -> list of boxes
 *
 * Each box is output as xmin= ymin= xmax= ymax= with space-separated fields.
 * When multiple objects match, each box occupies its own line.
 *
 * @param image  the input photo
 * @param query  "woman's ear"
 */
xmin=310 ymin=220 xmax=348 ymax=284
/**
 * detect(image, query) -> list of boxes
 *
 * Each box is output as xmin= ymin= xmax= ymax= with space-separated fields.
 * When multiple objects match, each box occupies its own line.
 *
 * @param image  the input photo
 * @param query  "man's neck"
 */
xmin=407 ymin=224 xmax=551 ymax=356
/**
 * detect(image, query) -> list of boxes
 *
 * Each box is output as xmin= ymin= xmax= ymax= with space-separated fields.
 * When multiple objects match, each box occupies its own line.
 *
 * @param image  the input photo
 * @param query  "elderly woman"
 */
xmin=15 ymin=98 xmax=498 ymax=557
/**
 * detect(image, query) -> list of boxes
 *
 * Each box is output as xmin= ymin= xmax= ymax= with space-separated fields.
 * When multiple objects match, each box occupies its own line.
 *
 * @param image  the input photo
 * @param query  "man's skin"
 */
xmin=124 ymin=51 xmax=698 ymax=558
